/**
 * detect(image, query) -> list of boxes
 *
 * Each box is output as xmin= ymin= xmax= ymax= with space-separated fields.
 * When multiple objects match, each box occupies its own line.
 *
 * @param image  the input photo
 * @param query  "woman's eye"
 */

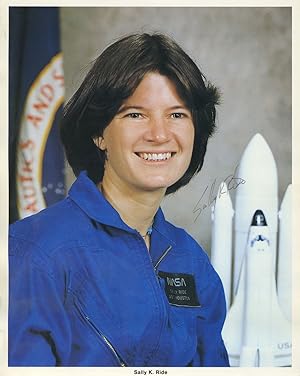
xmin=126 ymin=113 xmax=143 ymax=119
xmin=171 ymin=113 xmax=185 ymax=119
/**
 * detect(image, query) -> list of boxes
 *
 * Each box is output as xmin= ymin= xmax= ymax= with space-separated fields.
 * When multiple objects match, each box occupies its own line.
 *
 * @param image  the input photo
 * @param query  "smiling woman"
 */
xmin=9 ymin=33 xmax=229 ymax=367
xmin=96 ymin=73 xmax=195 ymax=201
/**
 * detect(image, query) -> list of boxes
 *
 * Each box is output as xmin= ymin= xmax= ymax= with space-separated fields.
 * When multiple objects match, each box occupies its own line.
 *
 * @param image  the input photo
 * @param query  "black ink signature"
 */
xmin=192 ymin=165 xmax=246 ymax=222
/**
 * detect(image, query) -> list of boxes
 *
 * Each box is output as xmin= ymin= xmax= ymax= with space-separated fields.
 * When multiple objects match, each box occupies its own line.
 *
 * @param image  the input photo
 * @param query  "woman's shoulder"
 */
xmin=9 ymin=196 xmax=91 ymax=258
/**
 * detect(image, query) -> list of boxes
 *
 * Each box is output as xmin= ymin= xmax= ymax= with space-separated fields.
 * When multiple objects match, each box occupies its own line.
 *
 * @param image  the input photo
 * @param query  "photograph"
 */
xmin=5 ymin=4 xmax=294 ymax=373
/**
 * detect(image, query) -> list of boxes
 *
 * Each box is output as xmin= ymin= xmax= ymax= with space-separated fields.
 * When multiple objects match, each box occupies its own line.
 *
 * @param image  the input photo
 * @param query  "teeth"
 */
xmin=138 ymin=152 xmax=172 ymax=161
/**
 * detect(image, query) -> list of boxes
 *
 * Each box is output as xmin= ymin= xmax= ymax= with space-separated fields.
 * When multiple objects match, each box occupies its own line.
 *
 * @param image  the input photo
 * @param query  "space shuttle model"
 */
xmin=210 ymin=133 xmax=292 ymax=367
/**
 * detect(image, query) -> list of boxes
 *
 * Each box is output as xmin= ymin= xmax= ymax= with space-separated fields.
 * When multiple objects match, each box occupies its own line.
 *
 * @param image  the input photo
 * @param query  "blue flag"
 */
xmin=9 ymin=7 xmax=65 ymax=222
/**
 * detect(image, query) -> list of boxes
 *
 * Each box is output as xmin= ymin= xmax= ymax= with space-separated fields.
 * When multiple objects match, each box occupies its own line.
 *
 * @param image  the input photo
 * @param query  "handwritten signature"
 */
xmin=193 ymin=165 xmax=246 ymax=222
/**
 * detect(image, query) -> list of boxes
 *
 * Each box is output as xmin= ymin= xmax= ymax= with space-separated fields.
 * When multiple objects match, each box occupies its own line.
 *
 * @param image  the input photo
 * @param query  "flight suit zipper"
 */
xmin=154 ymin=245 xmax=172 ymax=271
xmin=75 ymin=301 xmax=127 ymax=367
xmin=140 ymin=242 xmax=173 ymax=363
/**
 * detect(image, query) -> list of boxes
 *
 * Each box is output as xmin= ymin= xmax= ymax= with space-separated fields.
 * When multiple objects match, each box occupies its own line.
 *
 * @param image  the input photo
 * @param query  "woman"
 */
xmin=9 ymin=33 xmax=229 ymax=366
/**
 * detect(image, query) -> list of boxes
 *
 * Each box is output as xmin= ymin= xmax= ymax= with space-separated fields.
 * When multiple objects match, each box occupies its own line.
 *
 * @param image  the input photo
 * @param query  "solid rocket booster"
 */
xmin=233 ymin=134 xmax=278 ymax=294
xmin=277 ymin=184 xmax=292 ymax=321
xmin=211 ymin=182 xmax=234 ymax=310
xmin=222 ymin=210 xmax=292 ymax=367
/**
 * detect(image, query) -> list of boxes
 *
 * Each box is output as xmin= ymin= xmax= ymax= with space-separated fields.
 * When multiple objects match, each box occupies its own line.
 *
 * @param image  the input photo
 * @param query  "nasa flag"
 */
xmin=9 ymin=7 xmax=66 ymax=222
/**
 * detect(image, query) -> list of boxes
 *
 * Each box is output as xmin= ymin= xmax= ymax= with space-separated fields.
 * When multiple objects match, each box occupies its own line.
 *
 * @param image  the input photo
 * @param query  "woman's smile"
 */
xmin=135 ymin=152 xmax=174 ymax=162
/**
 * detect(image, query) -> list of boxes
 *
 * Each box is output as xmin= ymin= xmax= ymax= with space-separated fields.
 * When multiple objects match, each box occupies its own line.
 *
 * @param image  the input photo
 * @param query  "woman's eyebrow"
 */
xmin=117 ymin=104 xmax=189 ymax=114
xmin=117 ymin=105 xmax=145 ymax=114
xmin=168 ymin=105 xmax=190 ymax=111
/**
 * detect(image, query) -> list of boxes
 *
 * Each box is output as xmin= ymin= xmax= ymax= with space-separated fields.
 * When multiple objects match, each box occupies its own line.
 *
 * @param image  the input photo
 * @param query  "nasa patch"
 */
xmin=158 ymin=271 xmax=200 ymax=307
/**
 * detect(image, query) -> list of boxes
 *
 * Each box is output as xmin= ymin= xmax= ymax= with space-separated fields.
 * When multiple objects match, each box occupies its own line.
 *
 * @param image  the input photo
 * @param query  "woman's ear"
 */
xmin=93 ymin=136 xmax=106 ymax=151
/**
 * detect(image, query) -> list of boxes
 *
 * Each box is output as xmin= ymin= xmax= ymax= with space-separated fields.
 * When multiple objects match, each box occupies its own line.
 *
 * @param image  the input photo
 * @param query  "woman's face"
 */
xmin=97 ymin=72 xmax=195 ymax=194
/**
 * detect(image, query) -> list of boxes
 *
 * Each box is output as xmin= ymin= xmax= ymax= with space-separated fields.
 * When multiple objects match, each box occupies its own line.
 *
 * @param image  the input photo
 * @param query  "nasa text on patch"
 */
xmin=158 ymin=271 xmax=200 ymax=307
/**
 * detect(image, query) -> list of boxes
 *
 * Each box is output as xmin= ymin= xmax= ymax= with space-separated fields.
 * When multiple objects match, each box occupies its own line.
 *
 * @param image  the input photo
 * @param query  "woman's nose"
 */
xmin=144 ymin=117 xmax=171 ymax=143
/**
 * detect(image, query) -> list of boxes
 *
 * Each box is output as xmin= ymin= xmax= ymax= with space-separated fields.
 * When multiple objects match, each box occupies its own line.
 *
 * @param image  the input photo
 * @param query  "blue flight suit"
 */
xmin=9 ymin=171 xmax=229 ymax=366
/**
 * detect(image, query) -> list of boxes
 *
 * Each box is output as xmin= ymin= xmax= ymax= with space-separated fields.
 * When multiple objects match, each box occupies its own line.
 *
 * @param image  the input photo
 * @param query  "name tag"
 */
xmin=158 ymin=271 xmax=200 ymax=307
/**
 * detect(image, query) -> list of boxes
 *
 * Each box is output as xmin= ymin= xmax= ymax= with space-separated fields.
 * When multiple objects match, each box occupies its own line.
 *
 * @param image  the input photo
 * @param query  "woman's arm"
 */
xmin=9 ymin=235 xmax=71 ymax=366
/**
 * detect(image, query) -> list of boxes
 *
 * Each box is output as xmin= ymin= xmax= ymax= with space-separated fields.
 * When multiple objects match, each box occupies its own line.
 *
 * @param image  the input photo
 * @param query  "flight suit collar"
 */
xmin=68 ymin=171 xmax=175 ymax=246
